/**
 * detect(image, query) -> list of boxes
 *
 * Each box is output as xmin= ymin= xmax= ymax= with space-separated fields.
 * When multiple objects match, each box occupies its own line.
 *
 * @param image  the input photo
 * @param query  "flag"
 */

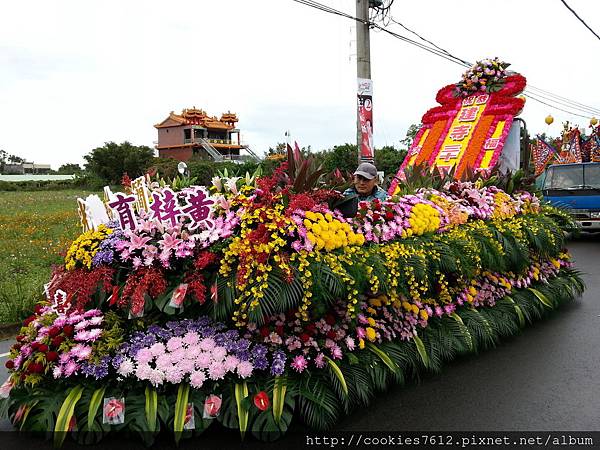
xmin=590 ymin=128 xmax=600 ymax=162
xmin=532 ymin=138 xmax=557 ymax=176
xmin=558 ymin=128 xmax=582 ymax=164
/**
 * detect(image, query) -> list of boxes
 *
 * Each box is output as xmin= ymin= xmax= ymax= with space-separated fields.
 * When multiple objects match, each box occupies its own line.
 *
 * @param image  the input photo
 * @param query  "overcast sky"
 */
xmin=1 ymin=0 xmax=599 ymax=169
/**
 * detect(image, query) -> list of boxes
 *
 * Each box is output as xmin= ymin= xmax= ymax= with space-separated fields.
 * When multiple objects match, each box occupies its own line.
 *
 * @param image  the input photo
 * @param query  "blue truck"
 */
xmin=541 ymin=162 xmax=600 ymax=232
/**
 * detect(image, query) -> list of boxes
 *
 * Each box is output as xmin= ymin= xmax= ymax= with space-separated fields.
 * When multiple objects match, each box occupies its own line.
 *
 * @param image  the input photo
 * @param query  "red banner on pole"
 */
xmin=358 ymin=78 xmax=373 ymax=160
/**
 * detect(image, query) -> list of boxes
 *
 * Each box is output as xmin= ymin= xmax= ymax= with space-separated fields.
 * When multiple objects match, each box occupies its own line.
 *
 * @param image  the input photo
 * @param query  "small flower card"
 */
xmin=103 ymin=397 xmax=125 ymax=424
xmin=203 ymin=394 xmax=222 ymax=419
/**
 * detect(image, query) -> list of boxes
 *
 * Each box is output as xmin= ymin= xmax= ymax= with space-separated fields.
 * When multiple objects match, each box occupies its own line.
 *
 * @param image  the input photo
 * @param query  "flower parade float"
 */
xmin=0 ymin=61 xmax=585 ymax=446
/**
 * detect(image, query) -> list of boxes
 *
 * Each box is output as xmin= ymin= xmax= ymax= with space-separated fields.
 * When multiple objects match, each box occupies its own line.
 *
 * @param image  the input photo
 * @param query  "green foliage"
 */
xmin=83 ymin=141 xmax=155 ymax=185
xmin=320 ymin=143 xmax=359 ymax=175
xmin=57 ymin=163 xmax=82 ymax=175
xmin=400 ymin=123 xmax=421 ymax=147
xmin=54 ymin=385 xmax=84 ymax=447
xmin=375 ymin=146 xmax=406 ymax=181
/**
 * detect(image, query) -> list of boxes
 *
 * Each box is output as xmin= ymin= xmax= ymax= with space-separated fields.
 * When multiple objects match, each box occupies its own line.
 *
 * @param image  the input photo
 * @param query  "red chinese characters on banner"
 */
xmin=449 ymin=125 xmax=472 ymax=141
xmin=458 ymin=106 xmax=479 ymax=122
xmin=475 ymin=94 xmax=490 ymax=104
xmin=438 ymin=145 xmax=462 ymax=162
xmin=484 ymin=138 xmax=500 ymax=150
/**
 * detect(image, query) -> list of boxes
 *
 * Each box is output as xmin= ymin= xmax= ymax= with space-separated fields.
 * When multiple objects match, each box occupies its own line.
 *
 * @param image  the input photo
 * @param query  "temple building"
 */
xmin=154 ymin=107 xmax=259 ymax=162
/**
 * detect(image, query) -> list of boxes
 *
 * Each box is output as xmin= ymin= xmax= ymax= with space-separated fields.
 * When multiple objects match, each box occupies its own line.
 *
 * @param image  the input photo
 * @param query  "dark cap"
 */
xmin=354 ymin=162 xmax=378 ymax=180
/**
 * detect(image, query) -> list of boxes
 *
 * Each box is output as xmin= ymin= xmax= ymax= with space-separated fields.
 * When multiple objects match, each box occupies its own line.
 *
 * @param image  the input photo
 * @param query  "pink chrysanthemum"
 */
xmin=291 ymin=355 xmax=308 ymax=373
xmin=236 ymin=360 xmax=253 ymax=378
xmin=189 ymin=370 xmax=206 ymax=389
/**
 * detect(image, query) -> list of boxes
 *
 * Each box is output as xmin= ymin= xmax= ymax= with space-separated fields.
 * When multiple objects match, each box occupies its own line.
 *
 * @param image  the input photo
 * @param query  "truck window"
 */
xmin=584 ymin=164 xmax=600 ymax=188
xmin=545 ymin=165 xmax=583 ymax=189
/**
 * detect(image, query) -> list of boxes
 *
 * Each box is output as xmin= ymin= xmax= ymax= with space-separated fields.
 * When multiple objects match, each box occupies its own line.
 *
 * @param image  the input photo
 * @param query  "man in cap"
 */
xmin=343 ymin=162 xmax=389 ymax=202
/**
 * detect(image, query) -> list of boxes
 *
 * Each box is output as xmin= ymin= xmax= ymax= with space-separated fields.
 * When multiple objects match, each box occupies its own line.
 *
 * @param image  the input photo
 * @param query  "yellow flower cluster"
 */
xmin=406 ymin=203 xmax=441 ymax=237
xmin=65 ymin=224 xmax=113 ymax=270
xmin=491 ymin=192 xmax=517 ymax=220
xmin=303 ymin=211 xmax=364 ymax=251
xmin=290 ymin=251 xmax=313 ymax=321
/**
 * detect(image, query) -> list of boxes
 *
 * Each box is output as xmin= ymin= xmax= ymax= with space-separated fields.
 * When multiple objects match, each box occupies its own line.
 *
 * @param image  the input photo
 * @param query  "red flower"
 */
xmin=324 ymin=315 xmax=336 ymax=326
xmin=46 ymin=351 xmax=59 ymax=362
xmin=23 ymin=316 xmax=36 ymax=326
xmin=104 ymin=398 xmax=125 ymax=419
xmin=326 ymin=330 xmax=337 ymax=340
xmin=15 ymin=335 xmax=25 ymax=343
xmin=37 ymin=344 xmax=49 ymax=353
xmin=31 ymin=342 xmax=40 ymax=350
xmin=372 ymin=212 xmax=381 ymax=222
xmin=304 ymin=323 xmax=317 ymax=334
xmin=275 ymin=325 xmax=284 ymax=336
xmin=33 ymin=304 xmax=44 ymax=315
xmin=48 ymin=327 xmax=61 ymax=337
xmin=29 ymin=362 xmax=44 ymax=373
xmin=51 ymin=336 xmax=65 ymax=347
xmin=194 ymin=251 xmax=217 ymax=271
xmin=385 ymin=211 xmax=394 ymax=220
xmin=63 ymin=325 xmax=74 ymax=337
xmin=299 ymin=333 xmax=311 ymax=343
xmin=259 ymin=326 xmax=270 ymax=338
xmin=253 ymin=391 xmax=270 ymax=411
xmin=5 ymin=360 xmax=14 ymax=369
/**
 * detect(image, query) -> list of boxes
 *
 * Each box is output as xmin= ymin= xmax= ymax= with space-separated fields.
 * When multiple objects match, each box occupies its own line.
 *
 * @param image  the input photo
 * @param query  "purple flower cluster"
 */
xmin=92 ymin=221 xmax=124 ymax=268
xmin=103 ymin=317 xmax=285 ymax=386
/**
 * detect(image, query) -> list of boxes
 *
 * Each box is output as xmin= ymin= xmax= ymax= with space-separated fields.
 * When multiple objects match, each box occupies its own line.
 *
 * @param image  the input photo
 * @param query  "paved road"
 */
xmin=0 ymin=235 xmax=598 ymax=446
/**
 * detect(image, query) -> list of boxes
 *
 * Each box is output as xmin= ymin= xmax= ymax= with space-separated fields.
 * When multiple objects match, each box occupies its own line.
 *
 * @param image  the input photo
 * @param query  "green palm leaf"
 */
xmin=272 ymin=377 xmax=287 ymax=426
xmin=504 ymin=296 xmax=526 ymax=327
xmin=412 ymin=334 xmax=430 ymax=368
xmin=324 ymin=356 xmax=348 ymax=396
xmin=54 ymin=384 xmax=84 ymax=448
xmin=450 ymin=312 xmax=473 ymax=351
xmin=87 ymin=386 xmax=106 ymax=431
xmin=174 ymin=383 xmax=190 ymax=444
xmin=234 ymin=382 xmax=249 ymax=440
xmin=528 ymin=287 xmax=554 ymax=309
xmin=366 ymin=342 xmax=399 ymax=374
xmin=144 ymin=386 xmax=158 ymax=432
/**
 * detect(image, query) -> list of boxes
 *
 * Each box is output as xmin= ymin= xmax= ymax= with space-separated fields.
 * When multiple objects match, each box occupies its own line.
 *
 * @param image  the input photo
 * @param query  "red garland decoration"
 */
xmin=120 ymin=267 xmax=167 ymax=315
xmin=50 ymin=266 xmax=115 ymax=310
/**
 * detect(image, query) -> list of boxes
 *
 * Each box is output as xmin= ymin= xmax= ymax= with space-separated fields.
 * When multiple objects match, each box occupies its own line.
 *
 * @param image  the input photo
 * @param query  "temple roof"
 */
xmin=154 ymin=107 xmax=238 ymax=130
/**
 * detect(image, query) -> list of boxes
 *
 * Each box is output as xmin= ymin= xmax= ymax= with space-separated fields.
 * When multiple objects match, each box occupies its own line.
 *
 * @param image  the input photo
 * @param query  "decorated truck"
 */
xmin=0 ymin=59 xmax=584 ymax=446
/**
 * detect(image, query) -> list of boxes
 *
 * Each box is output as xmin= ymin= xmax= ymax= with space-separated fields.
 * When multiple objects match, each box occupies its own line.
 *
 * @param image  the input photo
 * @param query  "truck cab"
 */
xmin=542 ymin=162 xmax=600 ymax=231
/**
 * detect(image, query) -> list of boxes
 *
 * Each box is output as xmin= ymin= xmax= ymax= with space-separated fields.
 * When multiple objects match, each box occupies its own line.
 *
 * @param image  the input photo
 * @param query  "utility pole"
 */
xmin=356 ymin=0 xmax=373 ymax=162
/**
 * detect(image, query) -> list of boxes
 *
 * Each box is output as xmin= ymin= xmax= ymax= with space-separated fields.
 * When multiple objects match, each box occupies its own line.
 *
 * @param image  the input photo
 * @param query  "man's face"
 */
xmin=354 ymin=174 xmax=377 ymax=195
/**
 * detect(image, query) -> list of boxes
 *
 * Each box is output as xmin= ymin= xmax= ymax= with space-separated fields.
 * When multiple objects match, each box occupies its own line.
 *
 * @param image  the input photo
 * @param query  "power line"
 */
xmin=523 ymin=89 xmax=600 ymax=116
xmin=387 ymin=17 xmax=472 ymax=67
xmin=523 ymin=92 xmax=594 ymax=119
xmin=527 ymin=85 xmax=600 ymax=115
xmin=559 ymin=0 xmax=600 ymax=42
xmin=290 ymin=0 xmax=600 ymax=119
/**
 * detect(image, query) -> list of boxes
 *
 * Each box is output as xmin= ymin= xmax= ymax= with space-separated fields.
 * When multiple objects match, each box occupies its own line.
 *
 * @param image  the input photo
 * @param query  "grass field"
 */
xmin=0 ymin=190 xmax=94 ymax=324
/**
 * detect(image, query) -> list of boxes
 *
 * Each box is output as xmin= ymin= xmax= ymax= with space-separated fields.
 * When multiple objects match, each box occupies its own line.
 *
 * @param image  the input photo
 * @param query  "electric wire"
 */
xmin=290 ymin=0 xmax=600 ymax=119
xmin=559 ymin=0 xmax=600 ymax=42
